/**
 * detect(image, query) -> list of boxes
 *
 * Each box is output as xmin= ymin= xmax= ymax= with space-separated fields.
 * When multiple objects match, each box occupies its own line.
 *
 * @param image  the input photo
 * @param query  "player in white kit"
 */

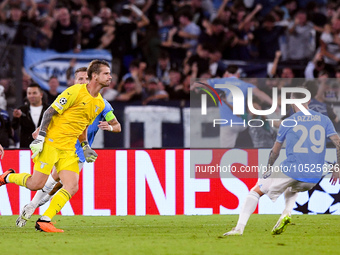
xmin=224 ymin=92 xmax=340 ymax=236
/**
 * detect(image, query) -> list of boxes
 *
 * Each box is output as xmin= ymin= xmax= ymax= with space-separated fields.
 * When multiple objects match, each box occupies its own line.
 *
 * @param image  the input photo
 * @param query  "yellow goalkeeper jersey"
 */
xmin=45 ymin=83 xmax=105 ymax=150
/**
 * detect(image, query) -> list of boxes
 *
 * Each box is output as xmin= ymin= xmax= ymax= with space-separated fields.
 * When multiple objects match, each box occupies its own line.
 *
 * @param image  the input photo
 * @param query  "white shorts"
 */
xmin=258 ymin=170 xmax=316 ymax=202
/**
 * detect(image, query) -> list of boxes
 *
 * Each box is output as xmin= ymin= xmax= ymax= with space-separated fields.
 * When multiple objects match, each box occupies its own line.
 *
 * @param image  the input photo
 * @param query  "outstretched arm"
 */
xmin=267 ymin=142 xmax=282 ymax=168
xmin=98 ymin=118 xmax=121 ymax=133
xmin=253 ymin=87 xmax=273 ymax=105
xmin=39 ymin=106 xmax=58 ymax=134
xmin=30 ymin=106 xmax=58 ymax=158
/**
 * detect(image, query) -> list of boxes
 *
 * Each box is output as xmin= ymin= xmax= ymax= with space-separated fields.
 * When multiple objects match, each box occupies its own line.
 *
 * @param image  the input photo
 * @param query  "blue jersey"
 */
xmin=208 ymin=77 xmax=255 ymax=125
xmin=277 ymin=110 xmax=337 ymax=183
xmin=76 ymin=99 xmax=114 ymax=163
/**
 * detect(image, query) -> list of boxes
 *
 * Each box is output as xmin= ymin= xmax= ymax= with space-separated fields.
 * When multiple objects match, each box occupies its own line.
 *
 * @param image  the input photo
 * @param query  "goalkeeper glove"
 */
xmin=30 ymin=131 xmax=46 ymax=159
xmin=81 ymin=141 xmax=98 ymax=163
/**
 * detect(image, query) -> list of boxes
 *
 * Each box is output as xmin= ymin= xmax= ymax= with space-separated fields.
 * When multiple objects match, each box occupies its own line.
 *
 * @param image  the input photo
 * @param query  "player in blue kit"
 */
xmin=16 ymin=68 xmax=121 ymax=227
xmin=207 ymin=65 xmax=272 ymax=148
xmin=224 ymin=92 xmax=340 ymax=236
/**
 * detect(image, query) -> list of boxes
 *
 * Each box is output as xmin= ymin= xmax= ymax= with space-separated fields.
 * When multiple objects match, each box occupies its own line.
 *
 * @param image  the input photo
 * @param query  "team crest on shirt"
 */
xmin=59 ymin=97 xmax=67 ymax=105
xmin=40 ymin=161 xmax=48 ymax=169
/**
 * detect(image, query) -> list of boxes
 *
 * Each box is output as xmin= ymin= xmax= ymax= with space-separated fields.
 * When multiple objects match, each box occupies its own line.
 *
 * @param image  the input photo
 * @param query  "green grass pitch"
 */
xmin=0 ymin=214 xmax=339 ymax=255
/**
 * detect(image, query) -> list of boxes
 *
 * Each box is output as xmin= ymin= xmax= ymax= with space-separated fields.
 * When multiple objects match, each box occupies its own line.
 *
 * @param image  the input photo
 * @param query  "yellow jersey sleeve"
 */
xmin=45 ymin=84 xmax=105 ymax=150
xmin=51 ymin=84 xmax=81 ymax=114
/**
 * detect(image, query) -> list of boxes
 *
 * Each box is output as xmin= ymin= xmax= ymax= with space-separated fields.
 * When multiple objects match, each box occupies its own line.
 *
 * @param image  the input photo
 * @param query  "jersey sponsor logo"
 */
xmin=39 ymin=161 xmax=48 ymax=169
xmin=54 ymin=102 xmax=63 ymax=110
xmin=59 ymin=97 xmax=67 ymax=105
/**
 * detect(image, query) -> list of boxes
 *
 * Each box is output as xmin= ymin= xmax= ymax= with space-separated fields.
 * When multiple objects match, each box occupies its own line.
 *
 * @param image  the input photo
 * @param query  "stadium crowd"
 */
xmin=0 ymin=0 xmax=340 ymax=148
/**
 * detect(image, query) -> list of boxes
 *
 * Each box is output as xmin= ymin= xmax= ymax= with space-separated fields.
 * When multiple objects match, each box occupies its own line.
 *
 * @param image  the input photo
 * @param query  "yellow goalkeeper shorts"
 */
xmin=33 ymin=142 xmax=80 ymax=175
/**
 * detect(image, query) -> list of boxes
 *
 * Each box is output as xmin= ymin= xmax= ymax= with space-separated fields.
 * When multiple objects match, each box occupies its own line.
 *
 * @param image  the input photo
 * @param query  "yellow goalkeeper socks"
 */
xmin=7 ymin=173 xmax=31 ymax=187
xmin=43 ymin=188 xmax=72 ymax=220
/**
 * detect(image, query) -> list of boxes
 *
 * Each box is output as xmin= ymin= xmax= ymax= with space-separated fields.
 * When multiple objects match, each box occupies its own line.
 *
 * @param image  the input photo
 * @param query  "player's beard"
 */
xmin=100 ymin=81 xmax=110 ymax=87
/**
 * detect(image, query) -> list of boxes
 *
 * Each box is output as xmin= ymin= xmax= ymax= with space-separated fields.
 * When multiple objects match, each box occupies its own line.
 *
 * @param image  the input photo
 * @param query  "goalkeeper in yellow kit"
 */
xmin=0 ymin=59 xmax=111 ymax=232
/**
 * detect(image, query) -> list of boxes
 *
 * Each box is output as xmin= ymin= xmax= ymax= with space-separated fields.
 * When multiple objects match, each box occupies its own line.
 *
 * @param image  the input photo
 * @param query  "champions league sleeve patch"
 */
xmin=59 ymin=97 xmax=67 ymax=105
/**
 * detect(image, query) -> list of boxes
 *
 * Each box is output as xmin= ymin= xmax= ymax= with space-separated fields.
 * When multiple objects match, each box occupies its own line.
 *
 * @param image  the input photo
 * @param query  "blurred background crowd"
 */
xmin=0 ymin=0 xmax=340 ymax=148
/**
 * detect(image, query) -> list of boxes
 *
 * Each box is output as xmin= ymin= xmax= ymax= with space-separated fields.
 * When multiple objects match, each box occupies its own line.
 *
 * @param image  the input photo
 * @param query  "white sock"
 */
xmin=235 ymin=191 xmax=260 ymax=232
xmin=37 ymin=193 xmax=52 ymax=207
xmin=40 ymin=215 xmax=51 ymax=221
xmin=30 ymin=174 xmax=58 ymax=208
xmin=281 ymin=189 xmax=298 ymax=218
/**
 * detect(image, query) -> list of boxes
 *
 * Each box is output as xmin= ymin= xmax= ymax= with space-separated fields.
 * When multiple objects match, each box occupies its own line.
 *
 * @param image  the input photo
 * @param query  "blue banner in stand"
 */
xmin=24 ymin=47 xmax=112 ymax=92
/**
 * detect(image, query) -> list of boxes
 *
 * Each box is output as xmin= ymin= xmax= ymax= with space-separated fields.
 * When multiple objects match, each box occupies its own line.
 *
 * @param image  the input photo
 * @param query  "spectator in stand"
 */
xmin=320 ymin=17 xmax=340 ymax=70
xmin=142 ymin=68 xmax=157 ymax=88
xmin=216 ymin=0 xmax=232 ymax=27
xmin=119 ymin=59 xmax=144 ymax=92
xmin=111 ymin=4 xmax=149 ymax=76
xmin=183 ymin=43 xmax=210 ymax=78
xmin=0 ymin=78 xmax=16 ymax=110
xmin=168 ymin=9 xmax=201 ymax=51
xmin=142 ymin=78 xmax=169 ymax=105
xmin=286 ymin=10 xmax=316 ymax=63
xmin=132 ymin=0 xmax=153 ymax=14
xmin=165 ymin=68 xmax=182 ymax=98
xmin=230 ymin=4 xmax=262 ymax=60
xmin=304 ymin=52 xmax=326 ymax=79
xmin=167 ymin=73 xmax=191 ymax=101
xmin=280 ymin=67 xmax=293 ymax=79
xmin=96 ymin=11 xmax=115 ymax=50
xmin=177 ymin=8 xmax=201 ymax=54
xmin=268 ymin=50 xmax=282 ymax=78
xmin=268 ymin=50 xmax=297 ymax=88
xmin=80 ymin=14 xmax=103 ymax=49
xmin=0 ymin=1 xmax=38 ymax=45
xmin=48 ymin=0 xmax=87 ymax=16
xmin=280 ymin=0 xmax=298 ymax=21
xmin=0 ymin=85 xmax=13 ymax=148
xmin=336 ymin=66 xmax=340 ymax=79
xmin=253 ymin=14 xmax=286 ymax=60
xmin=101 ymin=74 xmax=119 ymax=102
xmin=34 ymin=16 xmax=54 ymax=50
xmin=46 ymin=76 xmax=60 ymax=105
xmin=95 ymin=6 xmax=112 ymax=25
xmin=304 ymin=80 xmax=338 ymax=124
xmin=174 ymin=0 xmax=210 ymax=30
xmin=198 ymin=18 xmax=226 ymax=52
xmin=156 ymin=51 xmax=171 ymax=86
xmin=115 ymin=77 xmax=142 ymax=103
xmin=209 ymin=48 xmax=225 ymax=77
xmin=158 ymin=12 xmax=174 ymax=43
xmin=49 ymin=7 xmax=80 ymax=52
xmin=317 ymin=70 xmax=338 ymax=103
xmin=162 ymin=9 xmax=201 ymax=68
xmin=306 ymin=1 xmax=328 ymax=49
xmin=12 ymin=83 xmax=48 ymax=148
